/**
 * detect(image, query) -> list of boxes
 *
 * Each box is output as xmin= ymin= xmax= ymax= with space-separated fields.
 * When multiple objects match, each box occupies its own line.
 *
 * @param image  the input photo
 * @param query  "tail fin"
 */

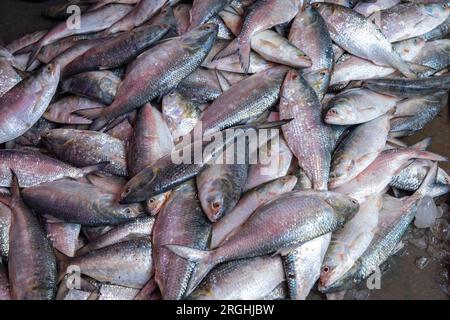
xmin=411 ymin=137 xmax=432 ymax=151
xmin=237 ymin=41 xmax=251 ymax=74
xmin=26 ymin=43 xmax=43 ymax=71
xmin=164 ymin=244 xmax=217 ymax=295
xmin=213 ymin=38 xmax=239 ymax=61
xmin=54 ymin=249 xmax=71 ymax=283
xmin=9 ymin=170 xmax=21 ymax=204
xmin=412 ymin=150 xmax=448 ymax=162
xmin=72 ymin=107 xmax=104 ymax=121
xmin=81 ymin=161 xmax=110 ymax=175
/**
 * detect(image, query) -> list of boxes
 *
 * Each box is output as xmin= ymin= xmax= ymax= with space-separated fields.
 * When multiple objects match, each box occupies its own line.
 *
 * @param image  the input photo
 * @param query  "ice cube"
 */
xmin=414 ymin=197 xmax=438 ymax=228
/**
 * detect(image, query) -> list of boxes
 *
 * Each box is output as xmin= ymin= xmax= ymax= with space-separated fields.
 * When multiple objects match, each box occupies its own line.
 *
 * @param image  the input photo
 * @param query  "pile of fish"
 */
xmin=0 ymin=0 xmax=449 ymax=300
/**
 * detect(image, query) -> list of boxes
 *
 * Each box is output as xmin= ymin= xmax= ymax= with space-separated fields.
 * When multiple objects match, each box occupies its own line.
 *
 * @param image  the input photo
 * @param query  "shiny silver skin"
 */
xmin=153 ymin=181 xmax=211 ymax=299
xmin=0 ymin=63 xmax=60 ymax=144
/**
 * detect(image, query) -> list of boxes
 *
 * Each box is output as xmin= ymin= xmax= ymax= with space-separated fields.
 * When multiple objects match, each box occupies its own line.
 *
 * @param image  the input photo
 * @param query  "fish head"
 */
xmin=181 ymin=23 xmax=218 ymax=52
xmin=146 ymin=191 xmax=171 ymax=216
xmin=119 ymin=167 xmax=160 ymax=204
xmin=320 ymin=244 xmax=356 ymax=290
xmin=311 ymin=2 xmax=335 ymax=20
xmin=324 ymin=96 xmax=356 ymax=125
xmin=318 ymin=262 xmax=359 ymax=293
xmin=329 ymin=157 xmax=355 ymax=188
xmin=303 ymin=68 xmax=331 ymax=100
xmin=427 ymin=2 xmax=450 ymax=19
xmin=278 ymin=175 xmax=298 ymax=192
xmin=41 ymin=129 xmax=72 ymax=152
xmin=199 ymin=178 xmax=230 ymax=222
xmin=134 ymin=23 xmax=171 ymax=43
xmin=322 ymin=193 xmax=359 ymax=224
xmin=113 ymin=203 xmax=146 ymax=220
xmin=41 ymin=62 xmax=61 ymax=83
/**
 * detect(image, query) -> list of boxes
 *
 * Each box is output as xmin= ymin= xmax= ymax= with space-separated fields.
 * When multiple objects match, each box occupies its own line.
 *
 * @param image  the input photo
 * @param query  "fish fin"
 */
xmin=232 ymin=119 xmax=293 ymax=131
xmin=411 ymin=137 xmax=432 ymax=151
xmin=26 ymin=45 xmax=42 ymax=71
xmin=412 ymin=150 xmax=448 ymax=162
xmin=104 ymin=114 xmax=128 ymax=131
xmin=213 ymin=38 xmax=239 ymax=61
xmin=408 ymin=63 xmax=435 ymax=78
xmin=81 ymin=161 xmax=110 ymax=175
xmin=89 ymin=116 xmax=112 ymax=131
xmin=215 ymin=70 xmax=231 ymax=92
xmin=237 ymin=41 xmax=251 ymax=74
xmin=8 ymin=169 xmax=22 ymax=206
xmin=164 ymin=244 xmax=216 ymax=295
xmin=72 ymin=107 xmax=104 ymax=120
xmin=54 ymin=248 xmax=72 ymax=283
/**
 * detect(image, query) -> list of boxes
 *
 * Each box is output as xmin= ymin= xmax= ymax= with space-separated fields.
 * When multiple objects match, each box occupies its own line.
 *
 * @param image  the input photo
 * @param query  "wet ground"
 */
xmin=0 ymin=0 xmax=449 ymax=300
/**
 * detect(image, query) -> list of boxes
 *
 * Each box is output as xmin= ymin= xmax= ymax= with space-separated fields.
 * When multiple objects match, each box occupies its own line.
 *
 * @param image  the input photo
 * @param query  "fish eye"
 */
xmin=322 ymin=266 xmax=330 ymax=273
xmin=212 ymin=201 xmax=221 ymax=209
xmin=351 ymin=199 xmax=358 ymax=205
xmin=312 ymin=3 xmax=320 ymax=8
xmin=329 ymin=109 xmax=338 ymax=115
xmin=149 ymin=198 xmax=155 ymax=203
xmin=320 ymin=71 xmax=326 ymax=77
xmin=125 ymin=208 xmax=131 ymax=214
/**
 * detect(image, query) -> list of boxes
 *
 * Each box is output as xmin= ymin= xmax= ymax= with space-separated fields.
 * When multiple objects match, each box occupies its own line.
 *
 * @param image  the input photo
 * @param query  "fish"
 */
xmin=282 ymin=233 xmax=331 ymax=300
xmin=362 ymin=73 xmax=450 ymax=97
xmin=250 ymin=30 xmax=311 ymax=68
xmin=7 ymin=171 xmax=57 ymax=300
xmin=390 ymin=94 xmax=447 ymax=136
xmin=354 ymin=0 xmax=401 ymax=17
xmin=320 ymin=164 xmax=439 ymax=292
xmin=189 ymin=0 xmax=234 ymax=30
xmin=63 ymin=24 xmax=170 ymax=77
xmin=314 ymin=2 xmax=416 ymax=78
xmin=59 ymin=239 xmax=153 ymax=289
xmin=195 ymin=66 xmax=288 ymax=136
xmin=189 ymin=255 xmax=285 ymax=300
xmin=45 ymin=222 xmax=82 ymax=257
xmin=279 ymin=70 xmax=334 ymax=190
xmin=42 ymin=129 xmax=128 ymax=177
xmin=61 ymin=71 xmax=121 ymax=105
xmin=22 ymin=179 xmax=144 ymax=226
xmin=324 ymin=88 xmax=400 ymax=125
xmin=411 ymin=39 xmax=450 ymax=76
xmin=215 ymin=0 xmax=300 ymax=73
xmin=5 ymin=30 xmax=47 ymax=54
xmin=197 ymin=162 xmax=249 ymax=222
xmin=128 ymin=104 xmax=174 ymax=177
xmin=79 ymin=24 xmax=218 ymax=131
xmin=420 ymin=15 xmax=450 ymax=40
xmin=211 ymin=175 xmax=298 ymax=249
xmin=27 ymin=4 xmax=134 ymax=69
xmin=162 ymin=92 xmax=202 ymax=140
xmin=44 ymin=96 xmax=106 ymax=125
xmin=76 ymin=216 xmax=154 ymax=256
xmin=320 ymin=194 xmax=382 ymax=289
xmin=289 ymin=5 xmax=334 ymax=100
xmin=391 ymin=159 xmax=450 ymax=197
xmin=0 ymin=149 xmax=107 ymax=187
xmin=374 ymin=2 xmax=450 ymax=42
xmin=166 ymin=191 xmax=359 ymax=294
xmin=332 ymin=146 xmax=447 ymax=203
xmin=153 ymin=181 xmax=211 ymax=299
xmin=0 ymin=49 xmax=22 ymax=97
xmin=119 ymin=121 xmax=287 ymax=204
xmin=176 ymin=68 xmax=224 ymax=103
xmin=0 ymin=63 xmax=60 ymax=144
xmin=329 ymin=112 xmax=392 ymax=188
xmin=105 ymin=0 xmax=173 ymax=34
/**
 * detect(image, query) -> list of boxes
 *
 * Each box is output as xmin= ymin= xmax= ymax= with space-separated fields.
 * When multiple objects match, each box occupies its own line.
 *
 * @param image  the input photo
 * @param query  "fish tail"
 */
xmin=411 ymin=137 xmax=432 ymax=151
xmin=411 ymin=150 xmax=448 ymax=162
xmin=213 ymin=38 xmax=240 ymax=61
xmin=81 ymin=161 xmax=110 ymax=175
xmin=89 ymin=116 xmax=112 ymax=131
xmin=54 ymin=249 xmax=71 ymax=283
xmin=72 ymin=107 xmax=105 ymax=121
xmin=237 ymin=40 xmax=251 ymax=74
xmin=164 ymin=244 xmax=217 ymax=294
xmin=26 ymin=42 xmax=43 ymax=71
xmin=9 ymin=169 xmax=21 ymax=204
